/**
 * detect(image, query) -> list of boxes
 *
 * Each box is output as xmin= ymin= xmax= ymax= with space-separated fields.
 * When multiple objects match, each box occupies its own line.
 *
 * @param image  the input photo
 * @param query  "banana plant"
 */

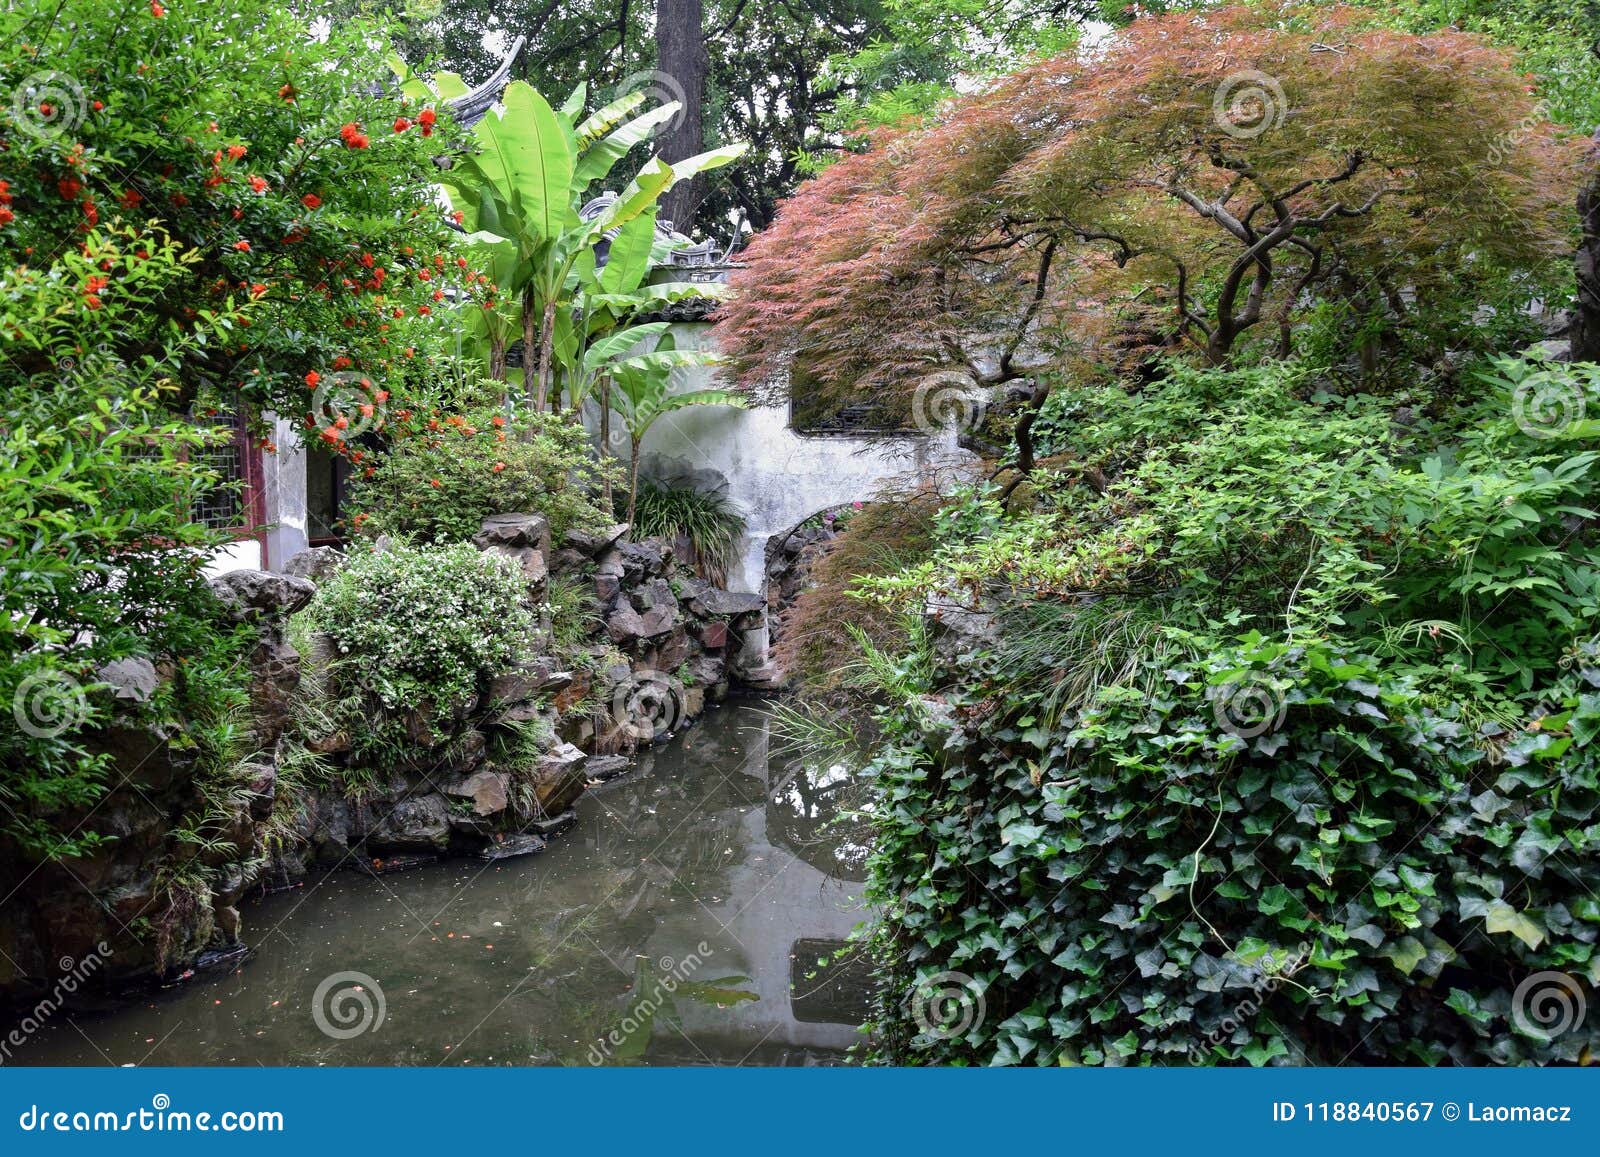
xmin=604 ymin=330 xmax=747 ymax=526
xmin=396 ymin=61 xmax=746 ymax=414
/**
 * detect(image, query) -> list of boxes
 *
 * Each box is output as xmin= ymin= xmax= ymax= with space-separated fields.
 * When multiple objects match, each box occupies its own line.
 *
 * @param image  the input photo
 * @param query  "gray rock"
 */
xmin=97 ymin=656 xmax=159 ymax=703
xmin=485 ymin=544 xmax=548 ymax=590
xmin=584 ymin=754 xmax=633 ymax=782
xmin=533 ymin=742 xmax=588 ymax=813
xmin=369 ymin=794 xmax=451 ymax=852
xmin=208 ymin=569 xmax=315 ymax=621
xmin=473 ymin=512 xmax=551 ymax=555
xmin=523 ymin=809 xmax=577 ymax=838
xmin=478 ymin=833 xmax=547 ymax=861
xmin=283 ymin=546 xmax=345 ymax=584
xmin=687 ymin=586 xmax=765 ymax=618
xmin=564 ymin=523 xmax=629 ymax=557
xmin=449 ymin=769 xmax=508 ymax=817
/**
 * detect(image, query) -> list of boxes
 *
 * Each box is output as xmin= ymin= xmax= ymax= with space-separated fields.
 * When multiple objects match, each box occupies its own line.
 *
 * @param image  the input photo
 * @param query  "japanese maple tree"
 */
xmin=716 ymin=4 xmax=1579 ymax=466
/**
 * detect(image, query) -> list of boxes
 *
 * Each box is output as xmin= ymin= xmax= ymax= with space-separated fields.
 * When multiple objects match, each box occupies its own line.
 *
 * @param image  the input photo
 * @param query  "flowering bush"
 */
xmin=344 ymin=379 xmax=617 ymax=544
xmin=0 ymin=227 xmax=245 ymax=858
xmin=0 ymin=0 xmax=478 ymax=447
xmin=308 ymin=542 xmax=535 ymax=719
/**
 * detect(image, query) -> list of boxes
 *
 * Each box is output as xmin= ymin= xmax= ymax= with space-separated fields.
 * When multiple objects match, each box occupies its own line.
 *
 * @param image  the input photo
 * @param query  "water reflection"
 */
xmin=18 ymin=702 xmax=872 ymax=1066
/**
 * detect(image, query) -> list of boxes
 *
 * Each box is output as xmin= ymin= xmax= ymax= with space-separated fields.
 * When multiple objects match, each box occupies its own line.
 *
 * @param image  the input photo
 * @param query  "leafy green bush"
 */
xmin=0 ymin=0 xmax=466 ymax=427
xmin=852 ymin=356 xmax=1600 ymax=1065
xmin=346 ymin=386 xmax=614 ymax=544
xmin=0 ymin=230 xmax=243 ymax=859
xmin=628 ymin=481 xmax=746 ymax=585
xmin=308 ymin=542 xmax=535 ymax=725
xmin=864 ymin=631 xmax=1600 ymax=1066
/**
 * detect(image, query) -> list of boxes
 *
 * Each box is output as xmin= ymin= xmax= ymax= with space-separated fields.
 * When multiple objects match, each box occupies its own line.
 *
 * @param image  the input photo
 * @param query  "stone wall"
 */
xmin=0 ymin=515 xmax=776 ymax=1006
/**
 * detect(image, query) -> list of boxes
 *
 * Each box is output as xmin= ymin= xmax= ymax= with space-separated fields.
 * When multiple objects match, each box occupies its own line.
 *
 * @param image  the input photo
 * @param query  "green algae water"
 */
xmin=19 ymin=702 xmax=872 ymax=1066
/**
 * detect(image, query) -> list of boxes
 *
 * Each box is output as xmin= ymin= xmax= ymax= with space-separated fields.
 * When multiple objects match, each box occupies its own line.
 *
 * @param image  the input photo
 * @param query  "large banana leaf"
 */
xmin=478 ymin=81 xmax=572 ymax=243
xmin=584 ymin=281 xmax=733 ymax=313
xmin=596 ymin=208 xmax=658 ymax=295
xmin=581 ymin=322 xmax=673 ymax=374
xmin=574 ymin=103 xmax=683 ymax=186
xmin=572 ymin=90 xmax=646 ymax=149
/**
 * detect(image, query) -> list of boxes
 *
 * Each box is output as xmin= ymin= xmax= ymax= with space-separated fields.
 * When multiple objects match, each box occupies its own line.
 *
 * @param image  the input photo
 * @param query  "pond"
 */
xmin=20 ymin=702 xmax=874 ymax=1066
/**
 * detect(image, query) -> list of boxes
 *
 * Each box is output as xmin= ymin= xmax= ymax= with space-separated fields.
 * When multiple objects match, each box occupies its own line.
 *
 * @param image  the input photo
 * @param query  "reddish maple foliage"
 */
xmin=716 ymin=4 xmax=1580 ymax=427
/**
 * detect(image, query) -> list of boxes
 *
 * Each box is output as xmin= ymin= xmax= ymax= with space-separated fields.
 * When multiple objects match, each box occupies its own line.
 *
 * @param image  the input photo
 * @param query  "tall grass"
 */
xmin=627 ymin=481 xmax=746 ymax=586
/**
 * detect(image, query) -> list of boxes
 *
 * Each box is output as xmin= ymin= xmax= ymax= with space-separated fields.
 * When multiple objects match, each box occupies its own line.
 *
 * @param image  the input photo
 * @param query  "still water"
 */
xmin=24 ymin=702 xmax=873 ymax=1066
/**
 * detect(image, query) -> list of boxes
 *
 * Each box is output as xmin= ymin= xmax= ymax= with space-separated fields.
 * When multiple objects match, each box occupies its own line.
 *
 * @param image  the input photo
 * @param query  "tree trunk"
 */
xmin=600 ymin=376 xmax=615 ymax=514
xmin=655 ymin=0 xmax=709 ymax=233
xmin=627 ymin=436 xmax=642 ymax=528
xmin=489 ymin=335 xmax=507 ymax=382
xmin=536 ymin=295 xmax=557 ymax=414
xmin=1574 ymin=128 xmax=1600 ymax=362
xmin=522 ymin=286 xmax=540 ymax=415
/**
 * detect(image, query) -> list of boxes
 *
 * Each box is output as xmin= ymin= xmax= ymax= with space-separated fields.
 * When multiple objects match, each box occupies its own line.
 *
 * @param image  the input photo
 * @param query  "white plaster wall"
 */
xmin=599 ymin=323 xmax=977 ymax=594
xmin=258 ymin=413 xmax=308 ymax=572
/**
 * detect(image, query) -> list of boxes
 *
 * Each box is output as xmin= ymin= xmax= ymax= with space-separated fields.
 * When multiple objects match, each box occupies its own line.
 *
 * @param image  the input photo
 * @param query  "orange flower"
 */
xmin=149 ymin=1 xmax=164 ymax=15
xmin=233 ymin=239 xmax=251 ymax=251
xmin=393 ymin=117 xmax=410 ymax=133
xmin=227 ymin=144 xmax=247 ymax=161
xmin=492 ymin=461 xmax=505 ymax=473
xmin=249 ymin=175 xmax=268 ymax=193
xmin=429 ymin=477 xmax=441 ymax=488
xmin=304 ymin=370 xmax=320 ymax=389
xmin=279 ymin=84 xmax=295 ymax=102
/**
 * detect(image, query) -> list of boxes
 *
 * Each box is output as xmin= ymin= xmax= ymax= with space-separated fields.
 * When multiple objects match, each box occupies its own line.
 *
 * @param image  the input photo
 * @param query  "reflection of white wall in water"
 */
xmin=597 ymin=322 xmax=976 ymax=594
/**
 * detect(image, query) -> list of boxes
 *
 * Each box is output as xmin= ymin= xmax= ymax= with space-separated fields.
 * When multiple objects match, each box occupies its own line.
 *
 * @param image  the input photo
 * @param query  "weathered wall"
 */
xmin=600 ymin=322 xmax=976 ymax=594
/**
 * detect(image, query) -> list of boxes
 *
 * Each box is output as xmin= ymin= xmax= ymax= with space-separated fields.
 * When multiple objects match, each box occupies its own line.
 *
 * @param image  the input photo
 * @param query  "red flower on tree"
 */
xmin=301 ymin=193 xmax=321 ymax=209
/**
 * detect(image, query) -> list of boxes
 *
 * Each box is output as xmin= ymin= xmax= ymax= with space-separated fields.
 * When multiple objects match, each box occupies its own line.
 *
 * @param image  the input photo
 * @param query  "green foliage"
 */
xmin=863 ymin=633 xmax=1600 ymax=1066
xmin=852 ymin=355 xmax=1600 ymax=1065
xmin=432 ymin=76 xmax=743 ymax=410
xmin=346 ymin=380 xmax=615 ymax=544
xmin=628 ymin=481 xmax=746 ymax=585
xmin=0 ymin=230 xmax=239 ymax=858
xmin=307 ymin=542 xmax=536 ymax=721
xmin=0 ymin=0 xmax=467 ymax=427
